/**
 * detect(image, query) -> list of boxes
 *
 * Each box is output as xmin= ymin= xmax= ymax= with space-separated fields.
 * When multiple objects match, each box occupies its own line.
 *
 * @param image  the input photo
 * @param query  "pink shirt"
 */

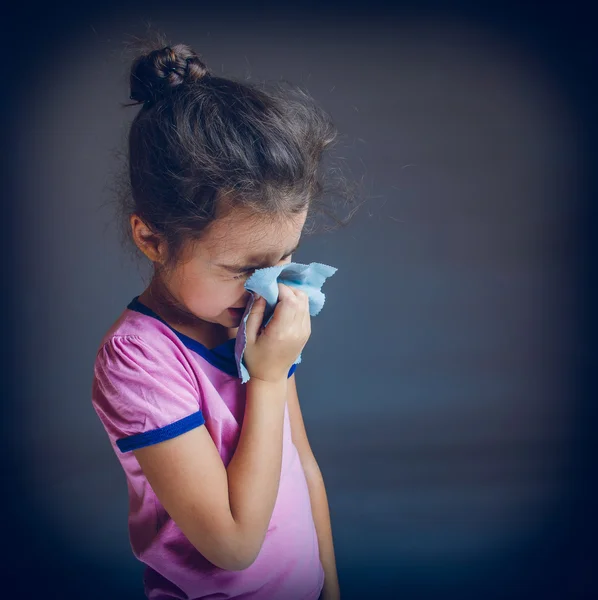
xmin=91 ymin=296 xmax=324 ymax=600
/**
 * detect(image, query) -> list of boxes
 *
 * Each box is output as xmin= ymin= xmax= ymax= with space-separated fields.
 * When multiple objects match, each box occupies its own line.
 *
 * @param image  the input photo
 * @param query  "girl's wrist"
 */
xmin=247 ymin=375 xmax=288 ymax=388
xmin=245 ymin=377 xmax=288 ymax=404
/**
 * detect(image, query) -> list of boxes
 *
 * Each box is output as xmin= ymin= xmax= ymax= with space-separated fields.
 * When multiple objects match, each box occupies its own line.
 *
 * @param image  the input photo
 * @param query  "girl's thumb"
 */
xmin=244 ymin=295 xmax=266 ymax=344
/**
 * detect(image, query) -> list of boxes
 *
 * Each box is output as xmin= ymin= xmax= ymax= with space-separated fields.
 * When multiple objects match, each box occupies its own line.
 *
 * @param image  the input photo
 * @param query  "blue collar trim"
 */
xmin=126 ymin=296 xmax=239 ymax=377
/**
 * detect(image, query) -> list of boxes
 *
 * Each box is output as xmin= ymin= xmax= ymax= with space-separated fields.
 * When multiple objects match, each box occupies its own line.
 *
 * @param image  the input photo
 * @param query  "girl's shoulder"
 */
xmin=92 ymin=302 xmax=203 ymax=402
xmin=97 ymin=298 xmax=177 ymax=345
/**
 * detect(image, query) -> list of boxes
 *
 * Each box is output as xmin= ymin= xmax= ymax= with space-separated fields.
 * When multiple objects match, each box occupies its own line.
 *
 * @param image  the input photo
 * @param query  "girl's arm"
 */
xmin=133 ymin=376 xmax=288 ymax=571
xmin=287 ymin=374 xmax=341 ymax=600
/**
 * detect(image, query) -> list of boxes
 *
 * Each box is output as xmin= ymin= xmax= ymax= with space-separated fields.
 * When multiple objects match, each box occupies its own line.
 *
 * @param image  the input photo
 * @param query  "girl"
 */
xmin=92 ymin=34 xmax=345 ymax=600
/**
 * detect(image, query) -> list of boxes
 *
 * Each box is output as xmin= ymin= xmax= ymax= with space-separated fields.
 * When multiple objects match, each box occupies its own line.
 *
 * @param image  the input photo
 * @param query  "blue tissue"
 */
xmin=234 ymin=262 xmax=337 ymax=383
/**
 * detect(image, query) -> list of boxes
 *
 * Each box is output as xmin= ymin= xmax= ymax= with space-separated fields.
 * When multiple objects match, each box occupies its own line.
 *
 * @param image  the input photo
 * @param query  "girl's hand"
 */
xmin=243 ymin=283 xmax=311 ymax=384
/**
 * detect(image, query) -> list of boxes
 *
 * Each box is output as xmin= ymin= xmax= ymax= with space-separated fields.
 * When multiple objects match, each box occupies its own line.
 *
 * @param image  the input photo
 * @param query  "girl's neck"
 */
xmin=138 ymin=277 xmax=235 ymax=349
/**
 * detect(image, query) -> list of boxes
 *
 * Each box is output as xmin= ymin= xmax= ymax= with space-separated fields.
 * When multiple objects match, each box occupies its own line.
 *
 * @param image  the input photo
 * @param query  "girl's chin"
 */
xmin=227 ymin=307 xmax=245 ymax=320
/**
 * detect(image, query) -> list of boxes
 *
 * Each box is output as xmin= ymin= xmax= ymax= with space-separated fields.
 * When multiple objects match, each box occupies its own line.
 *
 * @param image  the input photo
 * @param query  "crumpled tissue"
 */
xmin=234 ymin=262 xmax=337 ymax=383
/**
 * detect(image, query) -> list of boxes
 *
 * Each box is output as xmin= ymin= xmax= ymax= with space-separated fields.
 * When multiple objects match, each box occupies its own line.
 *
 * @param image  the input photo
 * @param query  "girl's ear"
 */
xmin=130 ymin=214 xmax=167 ymax=264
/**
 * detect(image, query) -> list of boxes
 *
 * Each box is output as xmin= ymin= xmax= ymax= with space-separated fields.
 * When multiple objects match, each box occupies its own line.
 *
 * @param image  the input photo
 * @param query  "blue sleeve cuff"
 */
xmin=116 ymin=410 xmax=205 ymax=453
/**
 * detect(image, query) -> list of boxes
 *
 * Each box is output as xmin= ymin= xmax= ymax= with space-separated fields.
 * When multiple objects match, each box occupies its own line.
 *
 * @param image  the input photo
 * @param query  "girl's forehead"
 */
xmin=203 ymin=210 xmax=307 ymax=258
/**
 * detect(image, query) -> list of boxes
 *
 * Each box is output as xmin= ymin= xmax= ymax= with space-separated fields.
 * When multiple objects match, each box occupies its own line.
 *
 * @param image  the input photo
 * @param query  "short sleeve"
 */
xmin=92 ymin=335 xmax=205 ymax=453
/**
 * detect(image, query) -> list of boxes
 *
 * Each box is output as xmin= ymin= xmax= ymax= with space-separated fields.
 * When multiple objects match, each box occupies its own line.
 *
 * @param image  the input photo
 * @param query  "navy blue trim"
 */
xmin=116 ymin=410 xmax=205 ymax=453
xmin=127 ymin=296 xmax=239 ymax=376
xmin=127 ymin=296 xmax=298 ymax=380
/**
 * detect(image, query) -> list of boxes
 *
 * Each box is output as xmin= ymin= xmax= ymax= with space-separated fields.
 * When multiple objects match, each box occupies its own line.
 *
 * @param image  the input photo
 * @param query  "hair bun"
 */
xmin=129 ymin=43 xmax=210 ymax=105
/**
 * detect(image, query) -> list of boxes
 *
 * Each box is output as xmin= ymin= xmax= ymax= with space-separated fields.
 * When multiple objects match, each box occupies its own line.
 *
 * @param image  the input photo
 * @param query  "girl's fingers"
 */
xmin=281 ymin=284 xmax=310 ymax=329
xmin=268 ymin=283 xmax=296 ymax=325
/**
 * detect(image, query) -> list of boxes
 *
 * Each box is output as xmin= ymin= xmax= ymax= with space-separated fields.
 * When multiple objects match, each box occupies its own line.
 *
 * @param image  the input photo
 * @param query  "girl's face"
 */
xmin=148 ymin=207 xmax=308 ymax=329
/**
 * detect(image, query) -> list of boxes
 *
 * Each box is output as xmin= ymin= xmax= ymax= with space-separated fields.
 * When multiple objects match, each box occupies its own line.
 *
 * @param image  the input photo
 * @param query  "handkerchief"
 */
xmin=234 ymin=262 xmax=337 ymax=383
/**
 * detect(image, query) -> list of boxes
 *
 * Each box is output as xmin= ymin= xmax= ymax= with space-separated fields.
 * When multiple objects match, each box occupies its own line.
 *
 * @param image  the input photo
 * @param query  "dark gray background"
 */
xmin=4 ymin=2 xmax=596 ymax=599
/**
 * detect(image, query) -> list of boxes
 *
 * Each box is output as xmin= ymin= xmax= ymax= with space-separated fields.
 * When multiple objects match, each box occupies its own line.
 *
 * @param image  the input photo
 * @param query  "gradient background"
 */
xmin=3 ymin=1 xmax=597 ymax=599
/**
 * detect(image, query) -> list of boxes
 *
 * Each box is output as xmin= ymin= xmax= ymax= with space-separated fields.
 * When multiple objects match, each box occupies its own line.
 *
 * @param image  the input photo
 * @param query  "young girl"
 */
xmin=91 ymin=35 xmax=344 ymax=600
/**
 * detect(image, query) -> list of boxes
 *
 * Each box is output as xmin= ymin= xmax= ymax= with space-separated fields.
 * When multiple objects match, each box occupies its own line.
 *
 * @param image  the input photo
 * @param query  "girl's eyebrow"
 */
xmin=217 ymin=241 xmax=301 ymax=273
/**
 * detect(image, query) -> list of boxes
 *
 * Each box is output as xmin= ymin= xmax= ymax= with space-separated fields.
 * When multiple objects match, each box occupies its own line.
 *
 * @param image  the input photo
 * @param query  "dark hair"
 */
xmin=114 ymin=31 xmax=362 ymax=271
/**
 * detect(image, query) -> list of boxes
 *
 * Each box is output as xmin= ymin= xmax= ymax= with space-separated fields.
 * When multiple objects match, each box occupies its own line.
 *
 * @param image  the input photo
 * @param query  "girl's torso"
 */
xmin=91 ymin=297 xmax=324 ymax=600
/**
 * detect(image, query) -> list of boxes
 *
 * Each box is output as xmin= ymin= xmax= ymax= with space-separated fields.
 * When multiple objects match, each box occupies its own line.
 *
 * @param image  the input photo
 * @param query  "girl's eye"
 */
xmin=233 ymin=272 xmax=251 ymax=280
